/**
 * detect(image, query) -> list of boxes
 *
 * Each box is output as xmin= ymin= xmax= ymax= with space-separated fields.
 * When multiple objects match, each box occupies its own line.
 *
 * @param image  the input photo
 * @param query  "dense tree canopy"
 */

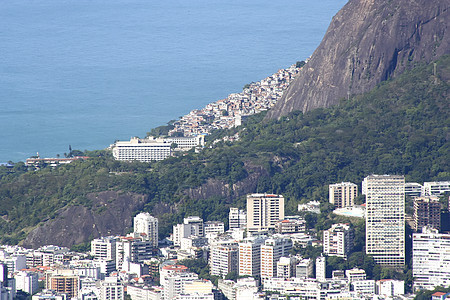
xmin=0 ymin=56 xmax=448 ymax=247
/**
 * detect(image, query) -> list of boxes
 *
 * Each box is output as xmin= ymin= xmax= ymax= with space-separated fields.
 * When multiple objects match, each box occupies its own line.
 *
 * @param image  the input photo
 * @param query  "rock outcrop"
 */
xmin=22 ymin=191 xmax=148 ymax=248
xmin=267 ymin=0 xmax=449 ymax=119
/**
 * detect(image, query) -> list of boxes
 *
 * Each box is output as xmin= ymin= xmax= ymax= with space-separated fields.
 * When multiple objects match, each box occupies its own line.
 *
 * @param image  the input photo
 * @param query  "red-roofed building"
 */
xmin=432 ymin=292 xmax=450 ymax=300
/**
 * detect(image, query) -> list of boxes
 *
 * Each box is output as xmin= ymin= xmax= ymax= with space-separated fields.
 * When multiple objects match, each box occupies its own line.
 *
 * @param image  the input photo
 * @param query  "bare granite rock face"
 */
xmin=267 ymin=0 xmax=449 ymax=119
xmin=22 ymin=191 xmax=148 ymax=249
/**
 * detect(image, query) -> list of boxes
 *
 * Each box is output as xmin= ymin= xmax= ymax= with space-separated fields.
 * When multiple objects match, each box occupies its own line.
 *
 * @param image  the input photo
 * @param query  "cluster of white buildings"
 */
xmin=110 ymin=63 xmax=303 ymax=163
xmin=111 ymin=136 xmax=205 ymax=162
xmin=168 ymin=64 xmax=302 ymax=137
xmin=1 ymin=177 xmax=450 ymax=300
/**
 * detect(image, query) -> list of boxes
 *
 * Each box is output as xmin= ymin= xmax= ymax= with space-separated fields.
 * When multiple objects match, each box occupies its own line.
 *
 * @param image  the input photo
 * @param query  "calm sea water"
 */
xmin=0 ymin=0 xmax=347 ymax=162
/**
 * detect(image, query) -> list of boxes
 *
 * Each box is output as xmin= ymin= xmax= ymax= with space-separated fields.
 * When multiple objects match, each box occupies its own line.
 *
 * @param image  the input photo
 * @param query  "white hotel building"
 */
xmin=111 ymin=135 xmax=204 ymax=162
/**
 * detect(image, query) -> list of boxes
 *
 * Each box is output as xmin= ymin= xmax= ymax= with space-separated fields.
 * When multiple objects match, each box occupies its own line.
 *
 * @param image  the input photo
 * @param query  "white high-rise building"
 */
xmin=229 ymin=208 xmax=247 ymax=230
xmin=238 ymin=237 xmax=267 ymax=277
xmin=134 ymin=213 xmax=159 ymax=248
xmin=99 ymin=277 xmax=123 ymax=300
xmin=91 ymin=237 xmax=117 ymax=269
xmin=260 ymin=237 xmax=293 ymax=280
xmin=276 ymin=257 xmax=296 ymax=279
xmin=115 ymin=237 xmax=152 ymax=270
xmin=323 ymin=223 xmax=354 ymax=259
xmin=316 ymin=255 xmax=326 ymax=282
xmin=364 ymin=175 xmax=405 ymax=266
xmin=172 ymin=217 xmax=204 ymax=246
xmin=247 ymin=194 xmax=284 ymax=232
xmin=329 ymin=182 xmax=358 ymax=208
xmin=15 ymin=271 xmax=39 ymax=295
xmin=209 ymin=244 xmax=238 ymax=277
xmin=413 ymin=227 xmax=450 ymax=291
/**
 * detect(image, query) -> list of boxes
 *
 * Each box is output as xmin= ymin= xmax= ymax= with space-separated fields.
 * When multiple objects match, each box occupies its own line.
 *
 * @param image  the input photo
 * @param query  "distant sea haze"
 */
xmin=0 ymin=0 xmax=347 ymax=163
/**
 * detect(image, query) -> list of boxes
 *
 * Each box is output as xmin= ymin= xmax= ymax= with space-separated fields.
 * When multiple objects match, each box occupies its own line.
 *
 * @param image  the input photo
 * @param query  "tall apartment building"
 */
xmin=316 ymin=255 xmax=326 ymax=282
xmin=276 ymin=257 xmax=297 ymax=279
xmin=413 ymin=196 xmax=441 ymax=232
xmin=229 ymin=208 xmax=247 ymax=230
xmin=329 ymin=182 xmax=358 ymax=208
xmin=238 ymin=237 xmax=267 ymax=277
xmin=364 ymin=175 xmax=405 ymax=266
xmin=246 ymin=194 xmax=284 ymax=232
xmin=413 ymin=227 xmax=450 ymax=291
xmin=260 ymin=237 xmax=293 ymax=280
xmin=134 ymin=213 xmax=159 ymax=248
xmin=91 ymin=237 xmax=117 ymax=266
xmin=46 ymin=274 xmax=79 ymax=299
xmin=423 ymin=181 xmax=450 ymax=196
xmin=172 ymin=216 xmax=204 ymax=246
xmin=115 ymin=237 xmax=152 ymax=270
xmin=99 ymin=277 xmax=123 ymax=300
xmin=209 ymin=244 xmax=238 ymax=277
xmin=323 ymin=223 xmax=354 ymax=259
xmin=15 ymin=271 xmax=39 ymax=295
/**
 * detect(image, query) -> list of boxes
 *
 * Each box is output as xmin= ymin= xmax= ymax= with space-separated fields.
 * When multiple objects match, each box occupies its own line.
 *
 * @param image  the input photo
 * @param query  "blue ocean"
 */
xmin=0 ymin=0 xmax=347 ymax=162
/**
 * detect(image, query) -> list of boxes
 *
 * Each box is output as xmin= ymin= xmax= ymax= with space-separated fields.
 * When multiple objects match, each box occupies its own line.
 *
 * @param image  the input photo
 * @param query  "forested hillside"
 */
xmin=0 ymin=56 xmax=449 ymax=247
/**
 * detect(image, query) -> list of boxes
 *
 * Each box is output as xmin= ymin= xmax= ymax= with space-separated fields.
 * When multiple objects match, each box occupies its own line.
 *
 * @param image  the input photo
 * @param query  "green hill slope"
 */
xmin=0 ymin=56 xmax=449 ymax=247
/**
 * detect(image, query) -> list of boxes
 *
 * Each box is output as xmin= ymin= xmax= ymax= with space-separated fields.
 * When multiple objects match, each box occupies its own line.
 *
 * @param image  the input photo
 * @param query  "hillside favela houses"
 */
xmin=110 ymin=63 xmax=302 ymax=162
xmin=1 ymin=177 xmax=449 ymax=300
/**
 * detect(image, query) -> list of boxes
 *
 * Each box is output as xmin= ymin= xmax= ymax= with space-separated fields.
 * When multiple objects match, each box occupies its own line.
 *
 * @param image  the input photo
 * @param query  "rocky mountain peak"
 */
xmin=267 ymin=0 xmax=449 ymax=119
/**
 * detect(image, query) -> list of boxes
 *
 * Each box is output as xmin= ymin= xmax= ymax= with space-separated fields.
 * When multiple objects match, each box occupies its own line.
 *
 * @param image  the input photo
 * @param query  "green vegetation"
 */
xmin=415 ymin=287 xmax=450 ymax=300
xmin=0 ymin=56 xmax=448 ymax=251
xmin=178 ymin=259 xmax=220 ymax=285
xmin=296 ymin=60 xmax=306 ymax=68
xmin=147 ymin=122 xmax=175 ymax=137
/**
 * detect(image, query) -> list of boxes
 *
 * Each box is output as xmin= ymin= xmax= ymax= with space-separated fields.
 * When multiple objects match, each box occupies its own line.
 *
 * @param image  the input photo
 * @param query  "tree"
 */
xmin=296 ymin=60 xmax=306 ymax=68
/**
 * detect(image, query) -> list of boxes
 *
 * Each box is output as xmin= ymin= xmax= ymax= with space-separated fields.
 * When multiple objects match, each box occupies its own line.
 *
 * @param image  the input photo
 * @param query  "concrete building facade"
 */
xmin=260 ymin=237 xmax=293 ymax=280
xmin=238 ymin=237 xmax=266 ymax=277
xmin=413 ymin=196 xmax=441 ymax=232
xmin=228 ymin=208 xmax=247 ymax=230
xmin=413 ymin=227 xmax=450 ymax=291
xmin=323 ymin=223 xmax=354 ymax=259
xmin=364 ymin=175 xmax=405 ymax=266
xmin=247 ymin=194 xmax=284 ymax=232
xmin=134 ymin=213 xmax=159 ymax=248
xmin=329 ymin=182 xmax=358 ymax=208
